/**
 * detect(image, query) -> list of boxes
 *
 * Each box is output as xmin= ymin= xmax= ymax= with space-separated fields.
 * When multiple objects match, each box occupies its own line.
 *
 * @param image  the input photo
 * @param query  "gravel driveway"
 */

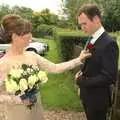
xmin=44 ymin=110 xmax=87 ymax=120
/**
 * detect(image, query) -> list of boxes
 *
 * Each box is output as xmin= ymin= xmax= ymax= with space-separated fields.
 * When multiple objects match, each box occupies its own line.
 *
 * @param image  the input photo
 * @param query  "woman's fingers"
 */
xmin=22 ymin=99 xmax=32 ymax=105
xmin=79 ymin=50 xmax=92 ymax=61
xmin=75 ymin=71 xmax=82 ymax=80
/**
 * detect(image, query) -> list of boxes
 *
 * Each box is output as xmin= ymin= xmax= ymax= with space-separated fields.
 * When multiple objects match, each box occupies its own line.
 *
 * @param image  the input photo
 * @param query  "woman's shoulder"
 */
xmin=24 ymin=51 xmax=41 ymax=64
xmin=0 ymin=57 xmax=9 ymax=78
xmin=0 ymin=56 xmax=8 ymax=67
xmin=24 ymin=51 xmax=43 ymax=60
xmin=24 ymin=51 xmax=37 ymax=57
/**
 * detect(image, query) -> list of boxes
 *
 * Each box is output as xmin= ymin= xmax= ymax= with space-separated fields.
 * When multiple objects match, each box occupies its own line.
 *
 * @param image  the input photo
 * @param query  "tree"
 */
xmin=11 ymin=6 xmax=33 ymax=20
xmin=32 ymin=9 xmax=59 ymax=37
xmin=0 ymin=4 xmax=11 ymax=21
xmin=93 ymin=0 xmax=120 ymax=31
xmin=61 ymin=0 xmax=90 ymax=29
xmin=62 ymin=0 xmax=120 ymax=31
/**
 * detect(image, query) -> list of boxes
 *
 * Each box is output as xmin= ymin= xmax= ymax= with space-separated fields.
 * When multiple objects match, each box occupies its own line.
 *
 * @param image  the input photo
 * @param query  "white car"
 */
xmin=0 ymin=39 xmax=49 ymax=56
xmin=26 ymin=41 xmax=49 ymax=55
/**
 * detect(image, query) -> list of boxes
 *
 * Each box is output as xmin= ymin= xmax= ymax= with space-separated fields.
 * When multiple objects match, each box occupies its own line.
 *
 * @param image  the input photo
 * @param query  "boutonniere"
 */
xmin=87 ymin=43 xmax=94 ymax=49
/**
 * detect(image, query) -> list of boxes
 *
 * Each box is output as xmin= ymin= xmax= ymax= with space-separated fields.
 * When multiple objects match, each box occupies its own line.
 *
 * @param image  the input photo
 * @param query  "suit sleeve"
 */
xmin=80 ymin=41 xmax=119 ymax=88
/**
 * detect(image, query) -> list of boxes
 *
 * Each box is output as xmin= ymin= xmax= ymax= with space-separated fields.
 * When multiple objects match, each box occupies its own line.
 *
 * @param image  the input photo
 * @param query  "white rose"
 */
xmin=27 ymin=68 xmax=31 ymax=73
xmin=28 ymin=75 xmax=38 ymax=88
xmin=33 ymin=65 xmax=39 ymax=71
xmin=37 ymin=71 xmax=48 ymax=84
xmin=19 ymin=78 xmax=28 ymax=92
xmin=9 ymin=68 xmax=23 ymax=78
xmin=5 ymin=78 xmax=19 ymax=94
xmin=30 ymin=69 xmax=34 ymax=73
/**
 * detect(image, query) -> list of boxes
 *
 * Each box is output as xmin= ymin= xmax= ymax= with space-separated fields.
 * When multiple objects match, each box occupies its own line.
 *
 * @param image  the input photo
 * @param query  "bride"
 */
xmin=0 ymin=14 xmax=91 ymax=120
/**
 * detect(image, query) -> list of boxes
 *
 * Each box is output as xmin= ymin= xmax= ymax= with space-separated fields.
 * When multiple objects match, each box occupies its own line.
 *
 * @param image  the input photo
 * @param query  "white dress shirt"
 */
xmin=90 ymin=26 xmax=105 ymax=45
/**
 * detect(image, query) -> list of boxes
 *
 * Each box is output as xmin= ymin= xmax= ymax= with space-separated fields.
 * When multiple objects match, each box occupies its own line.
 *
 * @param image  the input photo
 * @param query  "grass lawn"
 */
xmin=37 ymin=38 xmax=83 ymax=111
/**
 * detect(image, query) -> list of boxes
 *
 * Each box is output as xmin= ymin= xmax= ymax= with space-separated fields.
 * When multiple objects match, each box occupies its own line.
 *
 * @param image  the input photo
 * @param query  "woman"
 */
xmin=0 ymin=14 xmax=91 ymax=120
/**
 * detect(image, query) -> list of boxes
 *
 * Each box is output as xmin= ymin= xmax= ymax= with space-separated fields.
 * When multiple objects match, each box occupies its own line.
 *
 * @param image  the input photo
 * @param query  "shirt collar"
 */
xmin=90 ymin=26 xmax=105 ymax=44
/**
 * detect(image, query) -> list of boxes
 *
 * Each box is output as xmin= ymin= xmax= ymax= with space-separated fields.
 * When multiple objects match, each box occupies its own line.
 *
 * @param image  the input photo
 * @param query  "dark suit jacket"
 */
xmin=78 ymin=32 xmax=119 ymax=110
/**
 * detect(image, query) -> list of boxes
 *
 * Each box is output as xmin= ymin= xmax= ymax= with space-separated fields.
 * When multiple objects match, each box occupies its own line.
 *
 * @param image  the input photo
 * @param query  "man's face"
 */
xmin=78 ymin=13 xmax=98 ymax=35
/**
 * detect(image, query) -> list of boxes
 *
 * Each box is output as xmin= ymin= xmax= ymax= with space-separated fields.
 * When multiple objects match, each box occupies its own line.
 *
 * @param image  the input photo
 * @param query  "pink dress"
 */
xmin=0 ymin=51 xmax=82 ymax=120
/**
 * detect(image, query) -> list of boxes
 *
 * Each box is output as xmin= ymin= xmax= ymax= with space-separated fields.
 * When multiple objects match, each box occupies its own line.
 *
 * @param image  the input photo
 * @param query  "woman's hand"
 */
xmin=75 ymin=71 xmax=82 ymax=80
xmin=79 ymin=50 xmax=91 ymax=62
xmin=22 ymin=99 xmax=33 ymax=105
xmin=11 ymin=96 xmax=32 ymax=105
xmin=0 ymin=95 xmax=23 ymax=105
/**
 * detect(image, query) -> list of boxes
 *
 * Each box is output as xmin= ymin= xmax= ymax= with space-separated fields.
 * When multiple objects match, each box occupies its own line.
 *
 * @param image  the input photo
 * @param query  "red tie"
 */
xmin=84 ymin=36 xmax=93 ymax=50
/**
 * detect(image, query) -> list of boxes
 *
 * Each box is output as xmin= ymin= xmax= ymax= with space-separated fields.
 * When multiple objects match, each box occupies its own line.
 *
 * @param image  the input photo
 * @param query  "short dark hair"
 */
xmin=0 ymin=14 xmax=32 ymax=43
xmin=77 ymin=4 xmax=101 ymax=20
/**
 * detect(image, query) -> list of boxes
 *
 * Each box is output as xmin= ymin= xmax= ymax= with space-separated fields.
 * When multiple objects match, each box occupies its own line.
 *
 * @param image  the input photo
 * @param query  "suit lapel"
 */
xmin=82 ymin=32 xmax=107 ymax=73
xmin=93 ymin=32 xmax=107 ymax=48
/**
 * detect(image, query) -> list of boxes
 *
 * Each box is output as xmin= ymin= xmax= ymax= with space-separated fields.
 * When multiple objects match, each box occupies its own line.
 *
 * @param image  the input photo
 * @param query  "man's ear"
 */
xmin=93 ymin=16 xmax=100 ymax=24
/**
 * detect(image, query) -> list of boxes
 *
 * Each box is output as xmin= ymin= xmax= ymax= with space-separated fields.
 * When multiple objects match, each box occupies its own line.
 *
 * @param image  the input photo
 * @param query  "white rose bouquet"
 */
xmin=5 ymin=64 xmax=48 ymax=109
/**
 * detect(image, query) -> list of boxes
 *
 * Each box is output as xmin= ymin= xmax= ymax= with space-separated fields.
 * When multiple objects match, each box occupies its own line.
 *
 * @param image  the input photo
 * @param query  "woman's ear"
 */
xmin=11 ymin=33 xmax=20 ymax=41
xmin=12 ymin=33 xmax=16 ymax=40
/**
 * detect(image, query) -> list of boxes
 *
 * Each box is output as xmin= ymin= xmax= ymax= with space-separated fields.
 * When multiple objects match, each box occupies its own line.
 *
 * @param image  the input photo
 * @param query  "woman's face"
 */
xmin=13 ymin=32 xmax=32 ymax=47
xmin=21 ymin=33 xmax=32 ymax=47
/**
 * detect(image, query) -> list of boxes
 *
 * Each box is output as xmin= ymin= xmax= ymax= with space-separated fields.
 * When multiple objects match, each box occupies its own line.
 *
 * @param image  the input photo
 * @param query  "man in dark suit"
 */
xmin=76 ymin=4 xmax=119 ymax=120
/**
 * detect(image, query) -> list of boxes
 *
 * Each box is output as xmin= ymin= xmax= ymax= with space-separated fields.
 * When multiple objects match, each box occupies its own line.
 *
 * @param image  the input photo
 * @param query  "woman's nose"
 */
xmin=29 ymin=33 xmax=32 ymax=39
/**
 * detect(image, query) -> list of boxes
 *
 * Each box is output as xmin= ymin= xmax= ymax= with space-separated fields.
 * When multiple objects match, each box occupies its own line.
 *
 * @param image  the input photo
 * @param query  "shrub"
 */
xmin=55 ymin=31 xmax=87 ymax=61
xmin=33 ymin=24 xmax=56 ymax=38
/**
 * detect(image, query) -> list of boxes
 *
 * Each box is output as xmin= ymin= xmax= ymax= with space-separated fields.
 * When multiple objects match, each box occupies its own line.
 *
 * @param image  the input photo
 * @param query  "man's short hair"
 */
xmin=77 ymin=4 xmax=101 ymax=20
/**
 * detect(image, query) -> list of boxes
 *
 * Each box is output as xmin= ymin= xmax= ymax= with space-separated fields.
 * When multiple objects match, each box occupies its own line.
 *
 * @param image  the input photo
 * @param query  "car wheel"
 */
xmin=26 ymin=48 xmax=37 ymax=53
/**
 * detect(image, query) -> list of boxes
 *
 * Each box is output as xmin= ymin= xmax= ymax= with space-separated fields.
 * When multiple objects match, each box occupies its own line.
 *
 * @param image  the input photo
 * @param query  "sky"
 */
xmin=0 ymin=0 xmax=63 ymax=14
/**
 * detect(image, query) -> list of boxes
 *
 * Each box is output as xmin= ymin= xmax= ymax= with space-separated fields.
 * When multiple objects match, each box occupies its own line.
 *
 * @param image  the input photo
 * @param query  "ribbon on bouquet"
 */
xmin=20 ymin=87 xmax=38 ymax=109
